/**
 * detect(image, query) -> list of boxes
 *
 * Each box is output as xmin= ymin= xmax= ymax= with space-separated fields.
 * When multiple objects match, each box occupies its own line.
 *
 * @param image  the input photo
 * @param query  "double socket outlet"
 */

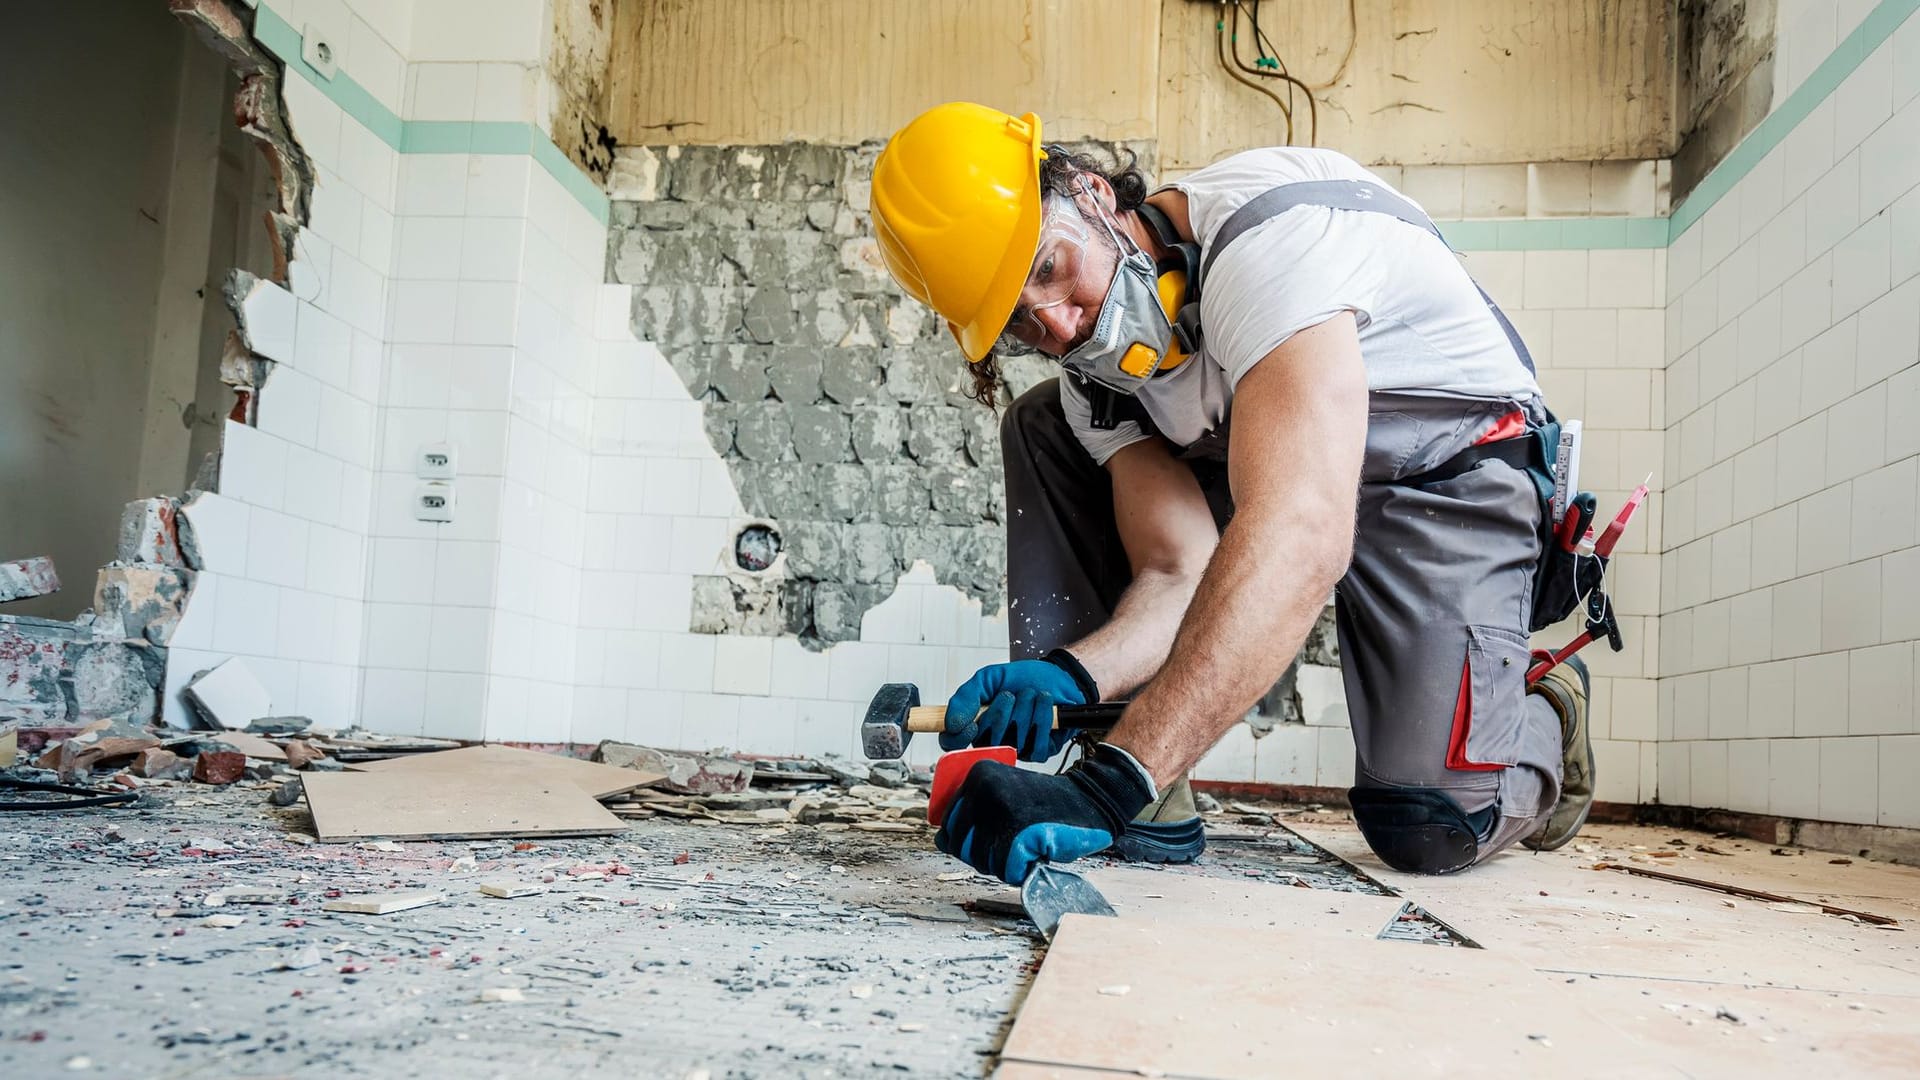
xmin=415 ymin=444 xmax=457 ymax=523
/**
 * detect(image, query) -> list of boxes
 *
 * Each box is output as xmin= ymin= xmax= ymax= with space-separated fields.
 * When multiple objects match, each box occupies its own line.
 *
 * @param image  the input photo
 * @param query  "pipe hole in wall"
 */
xmin=733 ymin=524 xmax=782 ymax=573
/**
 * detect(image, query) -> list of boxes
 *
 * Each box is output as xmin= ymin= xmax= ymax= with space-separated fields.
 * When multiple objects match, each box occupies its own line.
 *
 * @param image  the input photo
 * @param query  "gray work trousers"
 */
xmin=1000 ymin=379 xmax=1561 ymax=871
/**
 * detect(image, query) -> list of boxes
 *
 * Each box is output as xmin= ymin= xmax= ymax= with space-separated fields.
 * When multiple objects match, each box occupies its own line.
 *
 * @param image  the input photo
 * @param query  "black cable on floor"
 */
xmin=0 ymin=777 xmax=140 ymax=811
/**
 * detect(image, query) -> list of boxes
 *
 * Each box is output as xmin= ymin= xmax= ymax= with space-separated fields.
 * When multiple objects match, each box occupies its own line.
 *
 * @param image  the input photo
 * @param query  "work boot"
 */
xmin=1113 ymin=775 xmax=1207 ymax=863
xmin=1522 ymin=656 xmax=1593 ymax=851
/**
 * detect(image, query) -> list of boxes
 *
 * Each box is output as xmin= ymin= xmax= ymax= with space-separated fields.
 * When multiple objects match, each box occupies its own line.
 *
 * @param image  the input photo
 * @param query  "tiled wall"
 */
xmin=1656 ymin=7 xmax=1920 ymax=829
xmin=167 ymin=0 xmax=1920 ymax=831
xmin=168 ymin=0 xmax=611 ymax=740
xmin=161 ymin=1 xmax=402 ymax=727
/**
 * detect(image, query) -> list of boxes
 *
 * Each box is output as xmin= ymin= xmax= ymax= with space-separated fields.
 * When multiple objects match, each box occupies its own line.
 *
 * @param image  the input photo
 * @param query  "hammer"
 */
xmin=860 ymin=682 xmax=1127 ymax=759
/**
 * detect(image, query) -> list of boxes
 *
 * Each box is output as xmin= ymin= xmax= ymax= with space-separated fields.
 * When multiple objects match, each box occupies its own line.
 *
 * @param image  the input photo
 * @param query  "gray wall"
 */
xmin=0 ymin=2 xmax=194 ymax=616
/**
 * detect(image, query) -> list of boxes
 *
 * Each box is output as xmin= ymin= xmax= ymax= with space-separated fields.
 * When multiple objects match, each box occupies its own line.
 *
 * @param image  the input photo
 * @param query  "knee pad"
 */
xmin=1348 ymin=786 xmax=1484 ymax=875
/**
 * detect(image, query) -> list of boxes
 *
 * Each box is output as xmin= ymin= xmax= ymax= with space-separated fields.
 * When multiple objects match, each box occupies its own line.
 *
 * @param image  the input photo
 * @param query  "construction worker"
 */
xmin=869 ymin=102 xmax=1598 ymax=884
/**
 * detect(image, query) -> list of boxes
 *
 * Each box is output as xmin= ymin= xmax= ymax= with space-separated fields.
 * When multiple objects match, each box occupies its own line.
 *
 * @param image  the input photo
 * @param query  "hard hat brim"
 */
xmin=950 ymin=118 xmax=1047 ymax=363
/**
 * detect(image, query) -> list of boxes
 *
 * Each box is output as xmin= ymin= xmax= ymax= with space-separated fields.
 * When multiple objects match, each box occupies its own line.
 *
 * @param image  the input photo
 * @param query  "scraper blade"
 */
xmin=1020 ymin=864 xmax=1115 ymax=941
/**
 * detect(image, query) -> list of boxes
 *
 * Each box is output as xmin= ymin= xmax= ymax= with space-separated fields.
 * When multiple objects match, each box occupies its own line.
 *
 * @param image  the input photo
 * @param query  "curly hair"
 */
xmin=963 ymin=145 xmax=1150 ymax=409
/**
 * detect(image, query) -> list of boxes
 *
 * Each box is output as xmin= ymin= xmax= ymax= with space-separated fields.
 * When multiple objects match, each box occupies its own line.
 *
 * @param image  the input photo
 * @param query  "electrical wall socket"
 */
xmin=414 ymin=482 xmax=456 ymax=523
xmin=417 ymin=443 xmax=457 ymax=480
xmin=301 ymin=24 xmax=340 ymax=80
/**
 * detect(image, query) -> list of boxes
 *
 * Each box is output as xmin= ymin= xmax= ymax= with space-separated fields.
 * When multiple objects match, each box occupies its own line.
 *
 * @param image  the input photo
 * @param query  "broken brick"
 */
xmin=36 ymin=730 xmax=162 ymax=781
xmin=115 ymin=498 xmax=199 ymax=570
xmin=132 ymin=747 xmax=193 ymax=781
xmin=0 ymin=557 xmax=60 ymax=603
xmin=192 ymin=750 xmax=246 ymax=785
xmin=283 ymin=741 xmax=327 ymax=769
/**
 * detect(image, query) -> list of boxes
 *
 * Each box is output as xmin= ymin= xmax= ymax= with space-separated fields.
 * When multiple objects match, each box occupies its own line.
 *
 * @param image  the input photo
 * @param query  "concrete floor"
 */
xmin=10 ymin=780 xmax=1915 ymax=1077
xmin=0 ymin=783 xmax=1390 ymax=1078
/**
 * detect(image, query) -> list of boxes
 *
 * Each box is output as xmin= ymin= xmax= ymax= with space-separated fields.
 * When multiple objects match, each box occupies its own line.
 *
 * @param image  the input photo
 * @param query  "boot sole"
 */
xmin=1113 ymin=817 xmax=1207 ymax=863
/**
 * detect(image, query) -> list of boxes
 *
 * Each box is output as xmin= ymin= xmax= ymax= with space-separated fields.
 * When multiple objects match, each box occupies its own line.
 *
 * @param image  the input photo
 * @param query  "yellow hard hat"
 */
xmin=872 ymin=102 xmax=1047 ymax=363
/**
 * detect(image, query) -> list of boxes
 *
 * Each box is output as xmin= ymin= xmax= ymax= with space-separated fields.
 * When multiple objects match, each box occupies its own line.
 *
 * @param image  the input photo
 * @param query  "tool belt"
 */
xmin=1398 ymin=423 xmax=1605 ymax=636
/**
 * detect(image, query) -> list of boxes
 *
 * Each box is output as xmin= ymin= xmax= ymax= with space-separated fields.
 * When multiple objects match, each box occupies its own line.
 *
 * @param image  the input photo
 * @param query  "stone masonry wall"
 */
xmin=605 ymin=142 xmax=1081 ymax=647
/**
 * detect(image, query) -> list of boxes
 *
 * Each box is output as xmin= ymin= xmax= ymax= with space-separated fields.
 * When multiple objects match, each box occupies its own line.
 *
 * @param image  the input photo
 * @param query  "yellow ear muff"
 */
xmin=1153 ymin=267 xmax=1192 ymax=373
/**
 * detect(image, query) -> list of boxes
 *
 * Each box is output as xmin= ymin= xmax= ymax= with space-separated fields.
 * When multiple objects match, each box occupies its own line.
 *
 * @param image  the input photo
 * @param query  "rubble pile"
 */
xmin=592 ymin=740 xmax=933 ymax=831
xmin=1 ymin=723 xmax=932 ymax=836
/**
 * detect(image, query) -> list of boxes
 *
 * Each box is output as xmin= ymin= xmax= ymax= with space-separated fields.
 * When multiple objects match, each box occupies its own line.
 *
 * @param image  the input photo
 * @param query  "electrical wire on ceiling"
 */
xmin=1215 ymin=0 xmax=1319 ymax=146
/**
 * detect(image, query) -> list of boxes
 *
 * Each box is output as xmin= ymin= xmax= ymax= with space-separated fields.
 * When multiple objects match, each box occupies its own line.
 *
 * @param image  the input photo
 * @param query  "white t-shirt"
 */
xmin=1061 ymin=147 xmax=1542 ymax=464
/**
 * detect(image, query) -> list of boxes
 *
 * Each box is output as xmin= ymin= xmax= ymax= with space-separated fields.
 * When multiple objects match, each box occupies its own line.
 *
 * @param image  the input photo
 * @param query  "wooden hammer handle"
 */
xmin=903 ymin=701 xmax=1127 ymax=734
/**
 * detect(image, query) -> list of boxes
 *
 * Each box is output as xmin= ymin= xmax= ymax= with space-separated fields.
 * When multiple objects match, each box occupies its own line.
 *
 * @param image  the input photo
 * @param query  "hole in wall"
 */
xmin=733 ymin=524 xmax=783 ymax=572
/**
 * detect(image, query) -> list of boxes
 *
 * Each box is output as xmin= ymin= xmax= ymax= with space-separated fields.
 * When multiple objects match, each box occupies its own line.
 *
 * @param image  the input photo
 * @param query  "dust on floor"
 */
xmin=0 ymin=786 xmax=1388 ymax=1077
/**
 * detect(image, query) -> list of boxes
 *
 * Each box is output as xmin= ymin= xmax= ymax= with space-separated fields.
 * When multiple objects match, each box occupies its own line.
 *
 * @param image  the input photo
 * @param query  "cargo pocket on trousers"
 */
xmin=1444 ymin=624 xmax=1532 ymax=771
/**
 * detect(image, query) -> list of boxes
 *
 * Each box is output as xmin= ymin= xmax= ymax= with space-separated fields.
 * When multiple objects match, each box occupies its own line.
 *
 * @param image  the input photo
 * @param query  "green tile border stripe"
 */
xmin=251 ymin=4 xmax=609 ymax=224
xmin=1668 ymin=0 xmax=1920 ymax=240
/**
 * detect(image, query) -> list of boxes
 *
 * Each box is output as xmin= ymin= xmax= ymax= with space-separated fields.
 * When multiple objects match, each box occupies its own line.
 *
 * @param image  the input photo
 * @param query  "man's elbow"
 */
xmin=1300 ymin=526 xmax=1354 ymax=596
xmin=1135 ymin=548 xmax=1214 ymax=590
xmin=1242 ymin=504 xmax=1353 ymax=595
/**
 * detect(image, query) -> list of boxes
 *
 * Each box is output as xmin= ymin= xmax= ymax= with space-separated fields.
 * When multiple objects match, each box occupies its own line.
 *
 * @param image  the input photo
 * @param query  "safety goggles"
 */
xmin=994 ymin=195 xmax=1103 ymax=357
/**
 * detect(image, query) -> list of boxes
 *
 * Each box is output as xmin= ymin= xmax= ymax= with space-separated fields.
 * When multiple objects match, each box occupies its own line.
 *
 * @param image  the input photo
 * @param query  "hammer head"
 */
xmin=860 ymin=682 xmax=921 ymax=759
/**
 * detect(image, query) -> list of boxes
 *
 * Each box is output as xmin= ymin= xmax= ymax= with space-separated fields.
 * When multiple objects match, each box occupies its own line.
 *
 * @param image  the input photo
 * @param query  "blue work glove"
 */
xmin=935 ymin=743 xmax=1158 ymax=885
xmin=942 ymin=656 xmax=1090 ymax=762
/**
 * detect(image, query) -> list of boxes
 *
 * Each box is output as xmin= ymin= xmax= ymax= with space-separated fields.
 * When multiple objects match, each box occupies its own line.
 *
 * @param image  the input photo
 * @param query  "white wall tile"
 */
xmin=409 ymin=0 xmax=545 ymax=63
xmin=1826 ymin=384 xmax=1888 ymax=484
xmin=1780 ymin=100 xmax=1836 ymax=203
xmin=713 ymin=635 xmax=773 ymax=696
xmin=422 ymin=671 xmax=486 ymax=740
xmin=409 ymin=63 xmax=477 ymax=121
xmin=1725 ymin=739 xmax=1770 ymax=811
xmin=1860 ymin=96 xmax=1920 ymax=214
xmin=1820 ymin=556 xmax=1881 ymax=652
xmin=1849 ymin=642 xmax=1915 ymax=735
xmin=1817 ymin=735 xmax=1880 ymax=824
xmin=1831 ymin=213 xmax=1892 ymax=321
xmin=1767 ymin=737 xmax=1821 ymax=817
xmin=1656 ymin=740 xmax=1691 ymax=803
xmin=1523 ymin=251 xmax=1589 ymax=309
xmin=397 ymin=154 xmax=470 ymax=216
xmin=1882 ymin=735 xmax=1920 ymax=826
xmin=1772 ymin=573 xmax=1823 ymax=660
xmin=656 ymin=633 xmax=717 ymax=693
xmin=360 ymin=667 xmax=427 ymax=735
xmin=769 ymin=638 xmax=830 ymax=699
xmin=1748 ymin=660 xmax=1795 ymax=737
xmin=1893 ymin=187 xmax=1920 ymax=286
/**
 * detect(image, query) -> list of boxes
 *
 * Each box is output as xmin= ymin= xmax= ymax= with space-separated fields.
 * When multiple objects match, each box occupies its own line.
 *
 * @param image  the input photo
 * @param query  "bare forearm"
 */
xmin=1064 ymin=568 xmax=1204 ymax=699
xmin=1107 ymin=513 xmax=1348 ymax=787
xmin=1099 ymin=313 xmax=1369 ymax=789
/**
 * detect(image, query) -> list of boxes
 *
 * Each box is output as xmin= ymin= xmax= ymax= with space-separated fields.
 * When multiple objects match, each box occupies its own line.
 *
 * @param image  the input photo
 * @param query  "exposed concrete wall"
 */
xmin=607 ymin=0 xmax=1675 ymax=168
xmin=549 ymin=0 xmax=617 ymax=181
xmin=0 ymin=1 xmax=202 ymax=618
xmin=607 ymin=0 xmax=1161 ymax=147
xmin=1154 ymin=0 xmax=1675 ymax=171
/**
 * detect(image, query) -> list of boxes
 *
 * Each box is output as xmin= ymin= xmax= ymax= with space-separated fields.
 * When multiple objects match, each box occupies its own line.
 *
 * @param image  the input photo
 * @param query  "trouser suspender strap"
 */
xmin=1198 ymin=179 xmax=1537 ymax=376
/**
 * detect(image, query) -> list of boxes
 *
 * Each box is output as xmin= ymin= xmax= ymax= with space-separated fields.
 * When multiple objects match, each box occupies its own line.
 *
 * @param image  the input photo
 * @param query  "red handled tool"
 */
xmin=1527 ymin=481 xmax=1649 ymax=685
xmin=928 ymin=746 xmax=1016 ymax=826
